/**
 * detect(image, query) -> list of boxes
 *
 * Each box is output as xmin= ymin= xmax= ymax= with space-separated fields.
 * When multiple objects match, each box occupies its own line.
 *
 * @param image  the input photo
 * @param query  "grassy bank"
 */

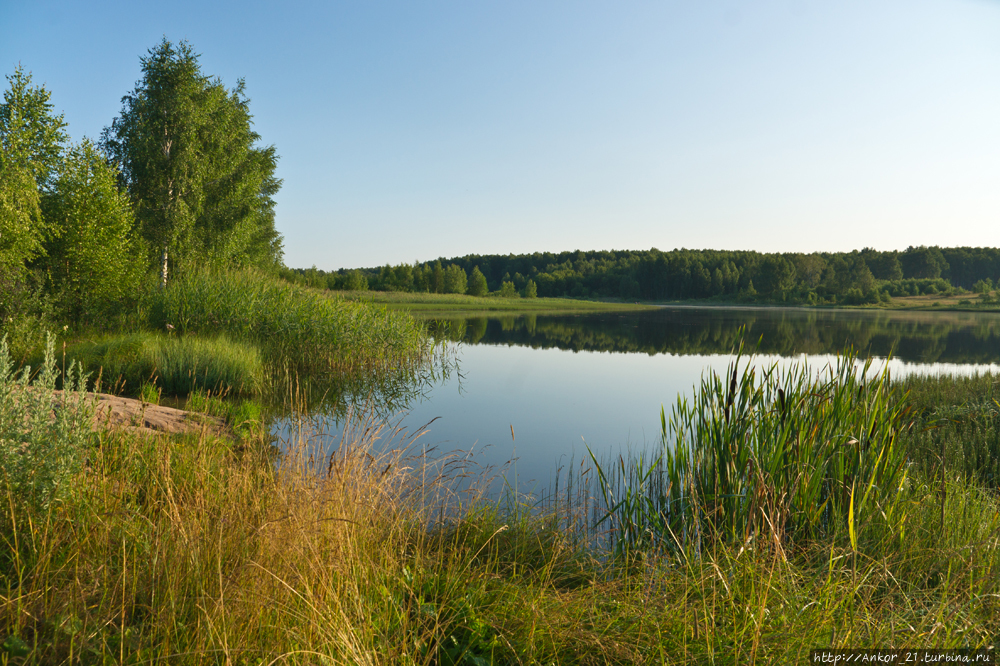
xmin=17 ymin=269 xmax=433 ymax=400
xmin=50 ymin=332 xmax=265 ymax=396
xmin=2 ymin=344 xmax=999 ymax=663
xmin=334 ymin=290 xmax=655 ymax=315
xmin=146 ymin=269 xmax=430 ymax=377
xmin=338 ymin=288 xmax=1000 ymax=316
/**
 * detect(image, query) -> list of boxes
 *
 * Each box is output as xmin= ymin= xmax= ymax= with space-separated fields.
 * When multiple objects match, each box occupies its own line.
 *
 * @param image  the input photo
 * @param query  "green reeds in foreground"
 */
xmin=57 ymin=331 xmax=264 ymax=396
xmin=145 ymin=268 xmax=430 ymax=378
xmin=592 ymin=346 xmax=914 ymax=556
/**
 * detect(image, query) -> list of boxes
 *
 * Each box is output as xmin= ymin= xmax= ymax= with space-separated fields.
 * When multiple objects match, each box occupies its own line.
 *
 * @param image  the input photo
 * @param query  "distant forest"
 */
xmin=280 ymin=246 xmax=1000 ymax=305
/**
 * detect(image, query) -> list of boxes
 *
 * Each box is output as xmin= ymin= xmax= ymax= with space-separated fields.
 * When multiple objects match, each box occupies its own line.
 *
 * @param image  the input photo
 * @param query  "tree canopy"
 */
xmin=42 ymin=140 xmax=145 ymax=321
xmin=102 ymin=39 xmax=283 ymax=281
xmin=0 ymin=65 xmax=68 ymax=191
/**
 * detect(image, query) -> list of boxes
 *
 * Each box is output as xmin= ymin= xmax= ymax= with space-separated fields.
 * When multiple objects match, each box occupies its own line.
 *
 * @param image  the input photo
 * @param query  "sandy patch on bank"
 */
xmin=54 ymin=390 xmax=226 ymax=436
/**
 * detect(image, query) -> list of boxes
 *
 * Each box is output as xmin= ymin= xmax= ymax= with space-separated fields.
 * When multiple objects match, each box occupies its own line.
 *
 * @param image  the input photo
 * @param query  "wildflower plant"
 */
xmin=0 ymin=333 xmax=93 ymax=510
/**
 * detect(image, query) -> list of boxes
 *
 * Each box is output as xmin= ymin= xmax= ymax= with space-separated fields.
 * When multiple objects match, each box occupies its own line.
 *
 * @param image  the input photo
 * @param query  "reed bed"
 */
xmin=590 ymin=346 xmax=914 ymax=557
xmin=54 ymin=331 xmax=264 ymax=396
xmin=145 ymin=268 xmax=430 ymax=378
xmin=899 ymin=372 xmax=1000 ymax=489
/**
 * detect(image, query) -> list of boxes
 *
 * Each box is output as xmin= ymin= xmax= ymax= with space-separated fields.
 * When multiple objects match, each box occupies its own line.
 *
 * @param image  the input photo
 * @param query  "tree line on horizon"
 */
xmin=283 ymin=245 xmax=1000 ymax=305
xmin=423 ymin=308 xmax=1000 ymax=364
xmin=0 ymin=39 xmax=282 ymax=338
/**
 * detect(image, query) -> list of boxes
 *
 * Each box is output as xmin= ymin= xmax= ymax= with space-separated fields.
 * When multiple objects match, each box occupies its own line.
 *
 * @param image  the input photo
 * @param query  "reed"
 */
xmin=590 ymin=346 xmax=914 ymax=557
xmin=145 ymin=268 xmax=430 ymax=379
xmin=898 ymin=372 xmax=1000 ymax=489
xmin=56 ymin=331 xmax=264 ymax=396
xmin=3 ymin=335 xmax=999 ymax=661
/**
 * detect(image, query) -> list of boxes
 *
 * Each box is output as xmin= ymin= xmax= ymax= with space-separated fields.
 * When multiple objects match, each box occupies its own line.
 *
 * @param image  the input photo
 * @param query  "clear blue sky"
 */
xmin=3 ymin=0 xmax=999 ymax=270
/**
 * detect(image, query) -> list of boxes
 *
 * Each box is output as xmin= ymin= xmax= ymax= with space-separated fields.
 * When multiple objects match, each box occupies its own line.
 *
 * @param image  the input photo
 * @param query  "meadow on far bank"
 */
xmin=334 ymin=290 xmax=655 ymax=315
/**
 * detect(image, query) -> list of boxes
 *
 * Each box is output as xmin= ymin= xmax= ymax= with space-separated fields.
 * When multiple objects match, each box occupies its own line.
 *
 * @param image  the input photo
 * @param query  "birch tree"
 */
xmin=102 ymin=39 xmax=283 ymax=286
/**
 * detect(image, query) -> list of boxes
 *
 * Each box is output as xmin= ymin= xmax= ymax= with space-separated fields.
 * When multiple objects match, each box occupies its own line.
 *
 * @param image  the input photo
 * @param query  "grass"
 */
xmin=588 ymin=346 xmax=914 ymax=558
xmin=145 ymin=268 xmax=431 ymax=379
xmin=185 ymin=388 xmax=264 ymax=438
xmin=334 ymin=290 xmax=655 ymax=315
xmin=898 ymin=372 xmax=1000 ymax=490
xmin=2 ymin=344 xmax=999 ymax=662
xmin=52 ymin=331 xmax=265 ymax=397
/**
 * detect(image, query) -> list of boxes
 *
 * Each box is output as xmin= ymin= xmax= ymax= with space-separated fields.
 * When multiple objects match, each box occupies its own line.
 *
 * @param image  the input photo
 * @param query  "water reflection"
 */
xmin=424 ymin=307 xmax=1000 ymax=365
xmin=264 ymin=343 xmax=458 ymax=421
xmin=273 ymin=307 xmax=1000 ymax=496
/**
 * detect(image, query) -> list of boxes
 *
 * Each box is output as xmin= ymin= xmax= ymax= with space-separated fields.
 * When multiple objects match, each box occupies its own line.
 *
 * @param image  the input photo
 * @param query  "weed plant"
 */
xmin=0 ymin=334 xmax=92 ymax=512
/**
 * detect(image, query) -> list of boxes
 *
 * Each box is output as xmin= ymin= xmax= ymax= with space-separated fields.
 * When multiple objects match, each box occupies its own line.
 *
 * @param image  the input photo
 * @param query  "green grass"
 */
xmin=589 ymin=346 xmax=913 ymax=558
xmin=334 ymin=290 xmax=655 ymax=315
xmin=145 ymin=269 xmax=430 ymax=379
xmin=185 ymin=388 xmax=264 ymax=438
xmin=53 ymin=331 xmax=265 ymax=397
xmin=898 ymin=372 xmax=1000 ymax=490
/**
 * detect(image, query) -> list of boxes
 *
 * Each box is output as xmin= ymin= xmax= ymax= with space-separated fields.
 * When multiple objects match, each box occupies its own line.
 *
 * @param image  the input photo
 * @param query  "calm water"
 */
xmin=276 ymin=306 xmax=1000 ymax=493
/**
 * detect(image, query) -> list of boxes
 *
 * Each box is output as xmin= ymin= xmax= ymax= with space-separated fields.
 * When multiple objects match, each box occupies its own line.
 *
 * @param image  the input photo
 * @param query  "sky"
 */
xmin=2 ymin=0 xmax=999 ymax=270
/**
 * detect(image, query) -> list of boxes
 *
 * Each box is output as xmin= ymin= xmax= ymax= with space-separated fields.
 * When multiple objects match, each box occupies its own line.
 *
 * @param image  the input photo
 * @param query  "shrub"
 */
xmin=0 ymin=333 xmax=92 ymax=510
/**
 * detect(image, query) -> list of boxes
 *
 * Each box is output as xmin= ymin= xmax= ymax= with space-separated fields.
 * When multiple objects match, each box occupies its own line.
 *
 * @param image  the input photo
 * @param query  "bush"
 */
xmin=0 ymin=333 xmax=92 ymax=510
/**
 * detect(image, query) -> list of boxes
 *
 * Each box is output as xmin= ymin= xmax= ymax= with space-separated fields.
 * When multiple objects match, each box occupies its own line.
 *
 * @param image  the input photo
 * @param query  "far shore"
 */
xmin=330 ymin=289 xmax=1000 ymax=316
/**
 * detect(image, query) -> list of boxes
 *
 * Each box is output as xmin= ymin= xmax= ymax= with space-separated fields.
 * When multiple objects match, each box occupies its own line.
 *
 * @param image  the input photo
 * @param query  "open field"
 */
xmin=886 ymin=291 xmax=999 ymax=310
xmin=333 ymin=290 xmax=656 ymax=315
xmin=642 ymin=293 xmax=1000 ymax=312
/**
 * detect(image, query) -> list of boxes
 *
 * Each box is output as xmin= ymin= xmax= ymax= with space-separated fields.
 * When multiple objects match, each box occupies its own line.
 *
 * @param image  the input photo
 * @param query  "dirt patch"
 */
xmin=55 ymin=390 xmax=227 ymax=436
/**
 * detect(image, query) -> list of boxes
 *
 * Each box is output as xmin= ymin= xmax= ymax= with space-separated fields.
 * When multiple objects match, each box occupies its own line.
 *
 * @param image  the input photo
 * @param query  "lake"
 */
xmin=276 ymin=306 xmax=1000 ymax=495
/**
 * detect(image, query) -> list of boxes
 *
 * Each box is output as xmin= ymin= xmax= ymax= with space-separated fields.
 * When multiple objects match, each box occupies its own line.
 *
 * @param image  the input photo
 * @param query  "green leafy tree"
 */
xmin=42 ymin=140 xmax=145 ymax=321
xmin=412 ymin=264 xmax=429 ymax=292
xmin=443 ymin=264 xmax=467 ymax=294
xmin=0 ymin=66 xmax=67 ymax=278
xmin=754 ymin=255 xmax=796 ymax=300
xmin=430 ymin=260 xmax=445 ymax=293
xmin=0 ymin=66 xmax=68 ymax=191
xmin=468 ymin=266 xmax=488 ymax=297
xmin=102 ymin=39 xmax=283 ymax=286
xmin=344 ymin=270 xmax=368 ymax=291
xmin=499 ymin=280 xmax=518 ymax=298
xmin=524 ymin=278 xmax=537 ymax=298
xmin=900 ymin=246 xmax=948 ymax=280
xmin=0 ymin=148 xmax=42 ymax=277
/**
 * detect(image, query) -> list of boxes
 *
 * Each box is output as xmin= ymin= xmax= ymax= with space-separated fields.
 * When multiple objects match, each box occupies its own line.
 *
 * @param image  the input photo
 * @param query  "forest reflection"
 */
xmin=424 ymin=307 xmax=1000 ymax=365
